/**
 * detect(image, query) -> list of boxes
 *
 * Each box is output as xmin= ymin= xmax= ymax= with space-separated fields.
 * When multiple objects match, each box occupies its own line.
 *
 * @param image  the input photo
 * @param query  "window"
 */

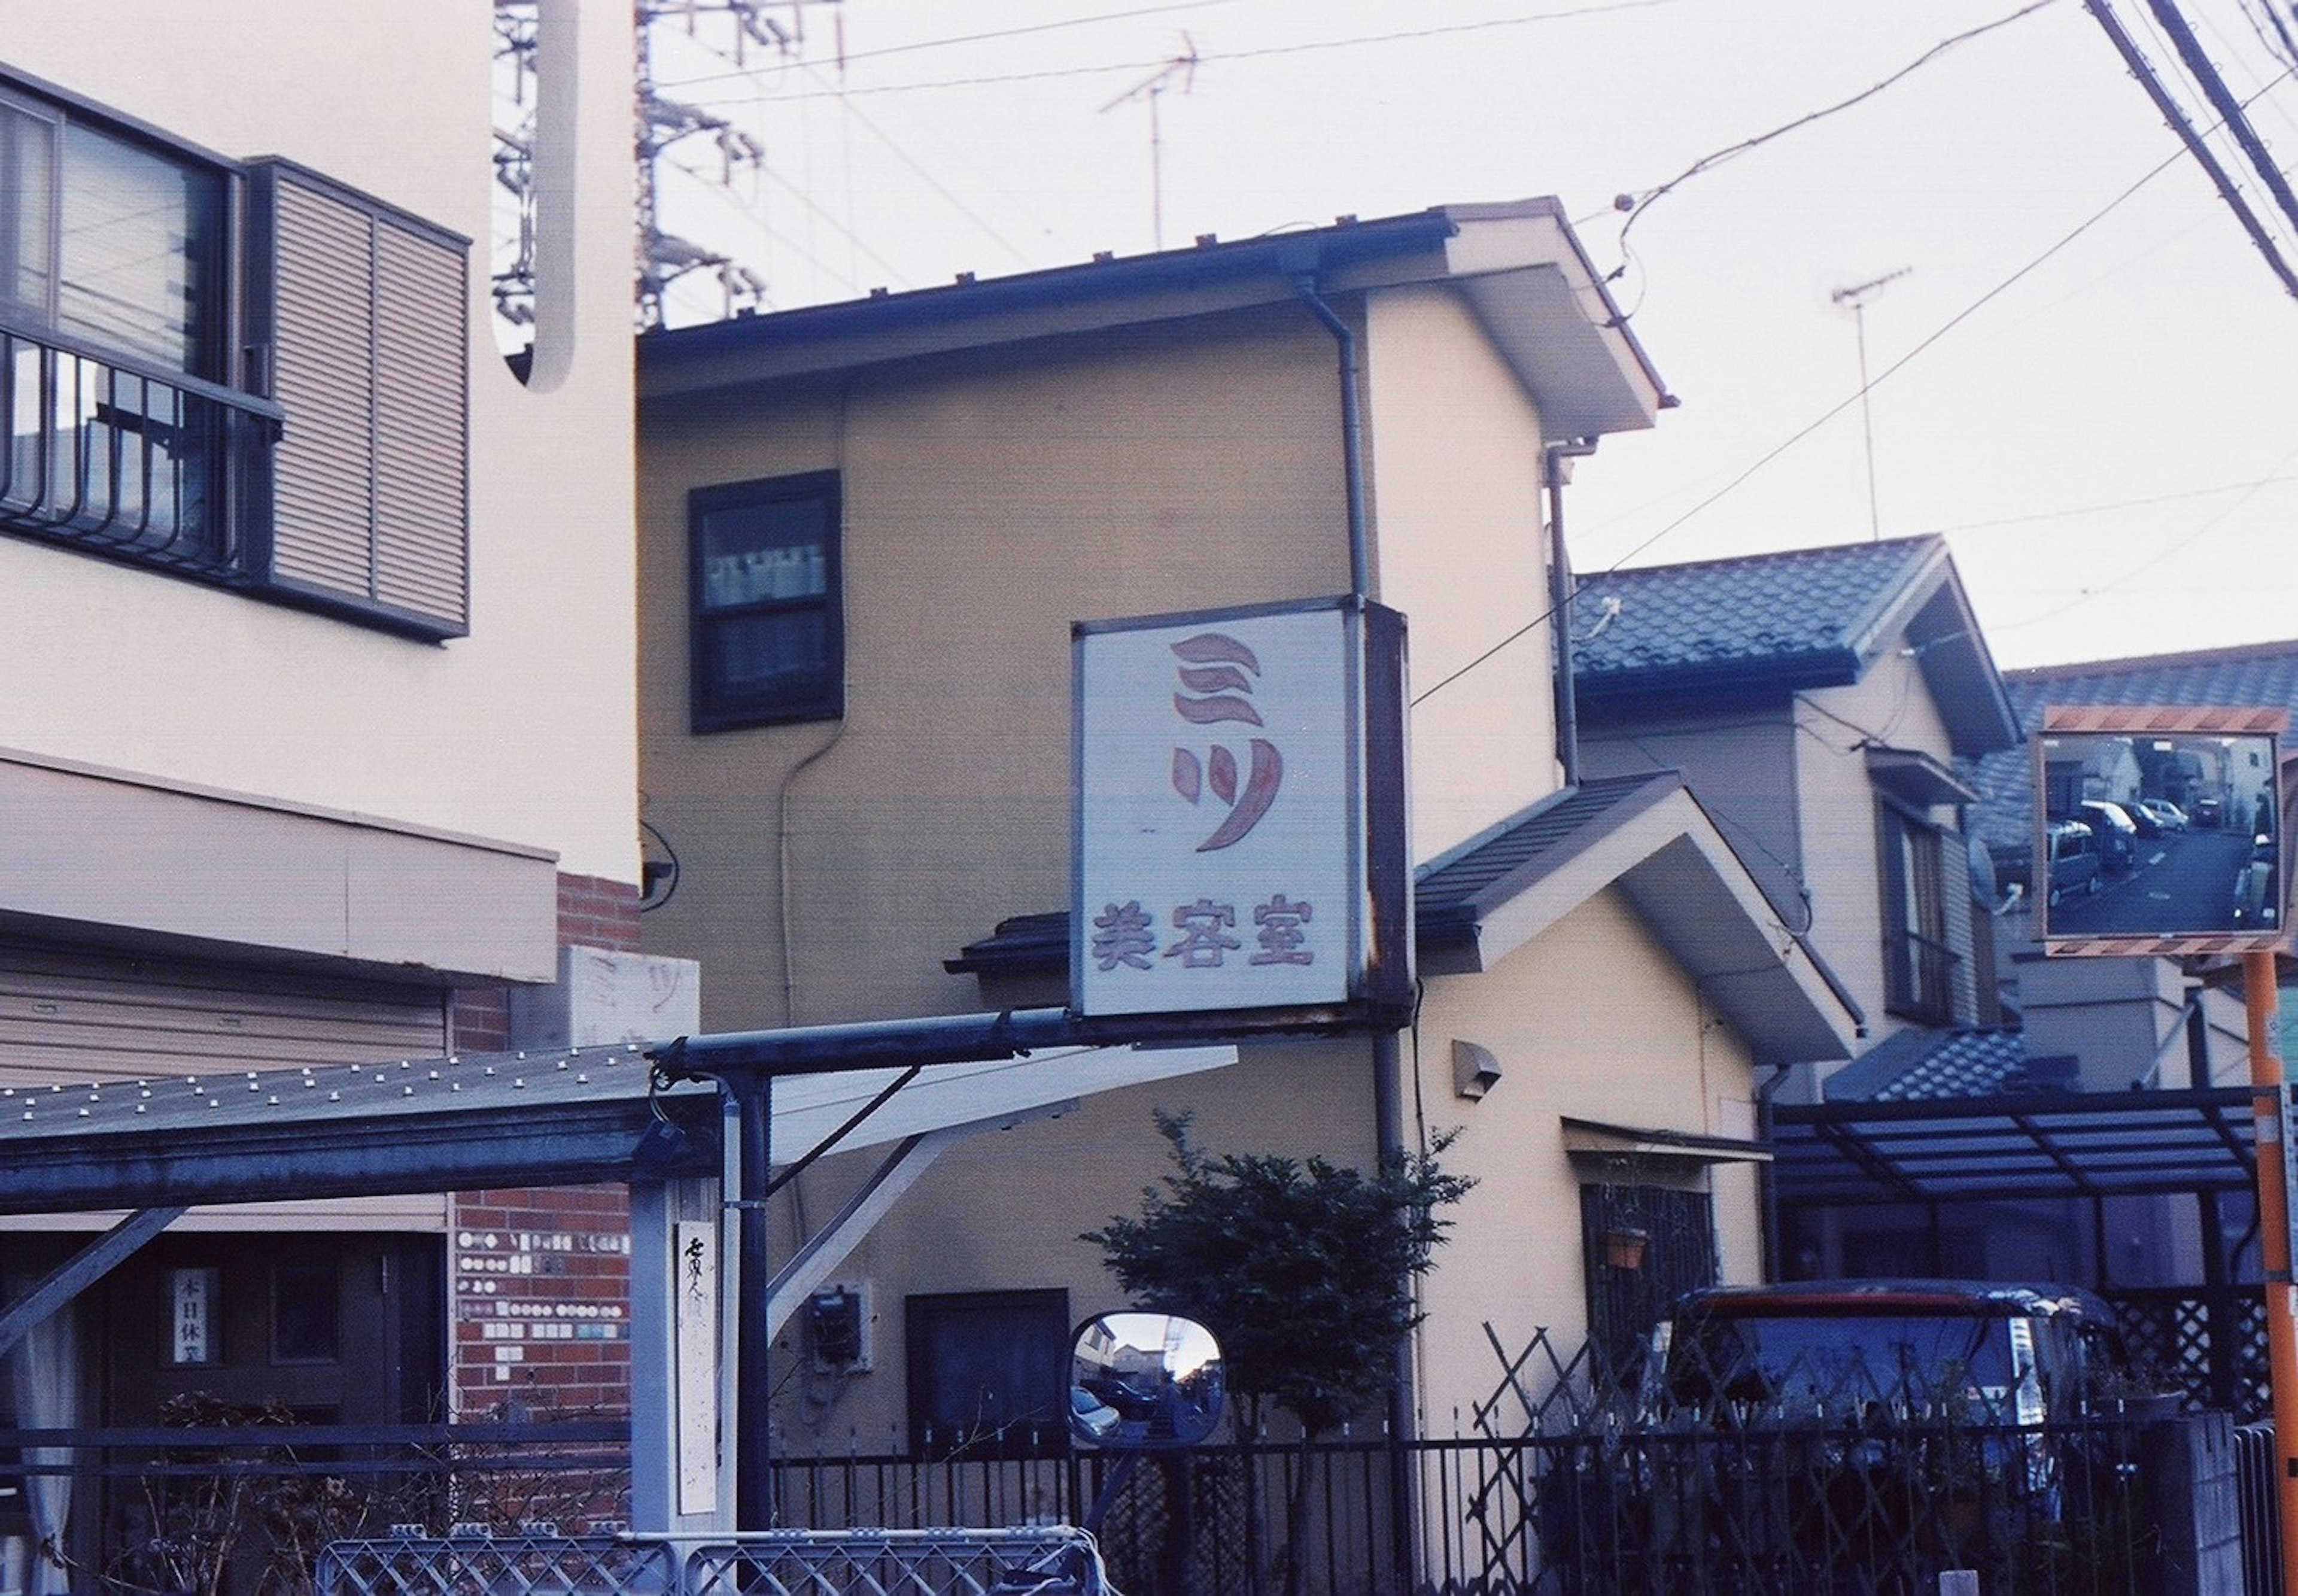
xmin=0 ymin=74 xmax=470 ymax=639
xmin=1878 ymin=803 xmax=1960 ymax=1025
xmin=1580 ymin=1183 xmax=1716 ymax=1382
xmin=904 ymin=1289 xmax=1067 ymax=1460
xmin=690 ymin=471 xmax=843 ymax=730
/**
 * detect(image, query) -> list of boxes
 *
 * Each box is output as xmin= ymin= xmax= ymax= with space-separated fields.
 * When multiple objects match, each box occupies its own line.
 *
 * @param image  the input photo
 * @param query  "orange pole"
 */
xmin=2244 ymin=947 xmax=2298 ymax=1595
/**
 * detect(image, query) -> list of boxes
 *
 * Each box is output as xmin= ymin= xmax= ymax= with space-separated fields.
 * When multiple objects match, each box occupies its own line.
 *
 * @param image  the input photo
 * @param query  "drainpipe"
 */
xmin=1544 ymin=440 xmax=1598 ymax=786
xmin=1298 ymin=275 xmax=1411 ymax=1567
xmin=1292 ymin=276 xmax=1370 ymax=598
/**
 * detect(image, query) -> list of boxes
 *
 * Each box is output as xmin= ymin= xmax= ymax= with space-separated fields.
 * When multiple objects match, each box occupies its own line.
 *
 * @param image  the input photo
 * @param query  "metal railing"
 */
xmin=0 ymin=320 xmax=278 ymax=574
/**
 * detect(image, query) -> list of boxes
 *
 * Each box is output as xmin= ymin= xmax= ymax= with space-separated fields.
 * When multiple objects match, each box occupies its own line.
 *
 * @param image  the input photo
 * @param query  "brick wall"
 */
xmin=448 ymin=871 xmax=642 ymax=1417
xmin=450 ymin=1184 xmax=633 ymax=1417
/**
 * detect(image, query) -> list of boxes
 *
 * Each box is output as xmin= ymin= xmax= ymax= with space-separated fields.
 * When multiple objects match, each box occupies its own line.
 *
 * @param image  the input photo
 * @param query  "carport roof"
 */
xmin=0 ymin=1036 xmax=1236 ymax=1215
xmin=1771 ymin=1084 xmax=2261 ymax=1206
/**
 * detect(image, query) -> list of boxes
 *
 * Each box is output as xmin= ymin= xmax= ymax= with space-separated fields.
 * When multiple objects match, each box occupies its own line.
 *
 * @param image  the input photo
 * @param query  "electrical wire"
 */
xmin=1903 ymin=470 xmax=2298 ymax=538
xmin=1983 ymin=437 xmax=2298 ymax=634
xmin=1411 ymin=133 xmax=2193 ymax=713
xmin=671 ymin=1 xmax=1680 ymax=107
xmin=1610 ymin=1 xmax=2061 ymax=273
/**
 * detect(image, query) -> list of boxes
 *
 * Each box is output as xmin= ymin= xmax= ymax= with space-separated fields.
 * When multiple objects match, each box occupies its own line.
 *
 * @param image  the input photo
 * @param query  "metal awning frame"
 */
xmin=1771 ymin=1084 xmax=2260 ymax=1207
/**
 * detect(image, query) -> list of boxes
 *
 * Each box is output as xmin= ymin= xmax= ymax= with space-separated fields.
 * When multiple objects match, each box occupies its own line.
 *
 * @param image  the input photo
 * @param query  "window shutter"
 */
xmin=248 ymin=161 xmax=469 ymax=638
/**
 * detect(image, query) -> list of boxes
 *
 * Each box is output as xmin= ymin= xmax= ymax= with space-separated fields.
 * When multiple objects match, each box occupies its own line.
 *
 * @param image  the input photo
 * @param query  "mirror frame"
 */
xmin=2035 ymin=705 xmax=2289 ymax=954
xmin=1068 ymin=1310 xmax=1225 ymax=1451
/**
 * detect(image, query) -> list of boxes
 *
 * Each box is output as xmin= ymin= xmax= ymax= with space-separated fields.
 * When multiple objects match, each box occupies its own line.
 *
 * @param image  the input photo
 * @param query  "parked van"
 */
xmin=2075 ymin=801 xmax=2139 ymax=873
xmin=2044 ymin=820 xmax=2101 ymax=907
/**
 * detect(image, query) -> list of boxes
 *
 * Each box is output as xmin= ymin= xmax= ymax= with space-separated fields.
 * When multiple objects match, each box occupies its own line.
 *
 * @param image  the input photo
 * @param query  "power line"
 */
xmin=1905 ymin=470 xmax=2298 ymax=537
xmin=665 ymin=1 xmax=1233 ymax=86
xmin=2082 ymin=0 xmax=2298 ymax=297
xmin=1411 ymin=134 xmax=2193 ymax=711
xmin=671 ymin=1 xmax=1679 ymax=107
xmin=1612 ymin=1 xmax=2060 ymax=268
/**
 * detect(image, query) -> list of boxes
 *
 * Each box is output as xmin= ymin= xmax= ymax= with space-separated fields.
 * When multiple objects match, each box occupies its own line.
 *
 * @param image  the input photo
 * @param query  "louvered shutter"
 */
xmin=247 ymin=161 xmax=469 ymax=638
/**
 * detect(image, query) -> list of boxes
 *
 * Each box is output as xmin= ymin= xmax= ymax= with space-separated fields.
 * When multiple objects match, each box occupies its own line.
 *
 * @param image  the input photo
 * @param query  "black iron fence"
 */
xmin=0 ymin=1406 xmax=2251 ymax=1596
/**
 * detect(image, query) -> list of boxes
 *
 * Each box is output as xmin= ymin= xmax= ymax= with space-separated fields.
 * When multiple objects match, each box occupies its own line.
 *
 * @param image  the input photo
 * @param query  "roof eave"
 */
xmin=1445 ymin=785 xmax=1860 ymax=1068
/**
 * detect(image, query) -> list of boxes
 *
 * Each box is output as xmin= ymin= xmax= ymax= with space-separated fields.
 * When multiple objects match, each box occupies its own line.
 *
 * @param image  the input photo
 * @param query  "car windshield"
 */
xmin=1667 ymin=1310 xmax=2013 ymax=1412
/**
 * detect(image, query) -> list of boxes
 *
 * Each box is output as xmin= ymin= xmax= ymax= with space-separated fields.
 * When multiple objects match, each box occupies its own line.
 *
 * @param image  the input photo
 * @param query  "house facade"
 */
xmin=0 ymin=0 xmax=643 ymax=1549
xmin=636 ymin=202 xmax=1858 ymax=1452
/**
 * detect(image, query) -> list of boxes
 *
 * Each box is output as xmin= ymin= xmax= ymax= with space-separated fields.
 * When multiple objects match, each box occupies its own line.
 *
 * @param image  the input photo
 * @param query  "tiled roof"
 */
xmin=1414 ymin=771 xmax=1684 ymax=950
xmin=1823 ymin=1027 xmax=2069 ymax=1102
xmin=1572 ymin=536 xmax=1947 ymax=690
xmin=1966 ymin=637 xmax=2298 ymax=849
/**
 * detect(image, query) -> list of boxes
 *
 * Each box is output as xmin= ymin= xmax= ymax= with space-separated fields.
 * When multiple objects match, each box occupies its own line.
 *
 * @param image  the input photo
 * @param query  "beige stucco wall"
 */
xmin=1364 ymin=285 xmax=1563 ymax=861
xmin=639 ymin=306 xmax=1355 ymax=1031
xmin=1793 ymin=648 xmax=1960 ymax=1035
xmin=1406 ymin=889 xmax=1761 ymax=1427
xmin=1 ymin=2 xmax=638 ymax=886
xmin=767 ymin=1036 xmax=1382 ymax=1451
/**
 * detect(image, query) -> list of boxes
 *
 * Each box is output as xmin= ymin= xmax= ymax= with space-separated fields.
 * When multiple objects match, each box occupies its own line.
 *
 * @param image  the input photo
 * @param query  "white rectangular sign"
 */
xmin=673 ymin=1219 xmax=719 ymax=1516
xmin=1074 ymin=599 xmax=1391 ymax=1017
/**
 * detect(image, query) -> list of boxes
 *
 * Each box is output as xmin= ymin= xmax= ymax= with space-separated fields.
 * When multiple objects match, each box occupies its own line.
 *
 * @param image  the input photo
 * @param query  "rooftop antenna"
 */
xmin=1099 ymin=35 xmax=1199 ymax=251
xmin=1831 ymin=267 xmax=1910 ymax=542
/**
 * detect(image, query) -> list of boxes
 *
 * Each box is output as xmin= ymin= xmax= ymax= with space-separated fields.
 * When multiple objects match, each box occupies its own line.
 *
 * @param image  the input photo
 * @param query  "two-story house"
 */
xmin=1 ymin=3 xmax=642 ymax=1553
xmin=1566 ymin=536 xmax=2044 ymax=1274
xmin=636 ymin=200 xmax=1860 ymax=1455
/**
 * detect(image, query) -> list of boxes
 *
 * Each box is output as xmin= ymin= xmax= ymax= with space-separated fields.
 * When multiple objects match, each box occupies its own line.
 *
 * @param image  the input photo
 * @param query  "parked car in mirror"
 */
xmin=2043 ymin=820 xmax=2101 ymax=908
xmin=2074 ymin=801 xmax=2139 ymax=873
xmin=2134 ymin=798 xmax=2188 ymax=834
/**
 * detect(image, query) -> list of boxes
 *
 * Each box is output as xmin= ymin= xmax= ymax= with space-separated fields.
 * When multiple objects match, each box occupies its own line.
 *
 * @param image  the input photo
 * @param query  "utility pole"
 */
xmin=1831 ymin=268 xmax=1910 ymax=542
xmin=1099 ymin=37 xmax=1199 ymax=252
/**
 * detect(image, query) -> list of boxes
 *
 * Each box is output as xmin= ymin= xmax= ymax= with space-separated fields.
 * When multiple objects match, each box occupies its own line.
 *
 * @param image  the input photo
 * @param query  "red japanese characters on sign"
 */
xmin=1072 ymin=598 xmax=1407 ymax=1019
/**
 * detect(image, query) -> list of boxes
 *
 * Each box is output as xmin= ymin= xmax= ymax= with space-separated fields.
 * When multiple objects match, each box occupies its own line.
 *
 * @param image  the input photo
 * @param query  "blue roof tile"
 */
xmin=1573 ymin=536 xmax=1946 ymax=688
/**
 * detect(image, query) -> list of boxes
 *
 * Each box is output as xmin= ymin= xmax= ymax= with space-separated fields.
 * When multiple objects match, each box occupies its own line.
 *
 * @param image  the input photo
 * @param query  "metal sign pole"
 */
xmin=2243 ymin=949 xmax=2298 ymax=1596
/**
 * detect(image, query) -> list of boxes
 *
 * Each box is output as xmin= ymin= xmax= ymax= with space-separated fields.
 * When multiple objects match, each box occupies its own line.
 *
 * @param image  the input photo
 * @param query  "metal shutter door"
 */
xmin=0 ymin=943 xmax=449 ymax=1089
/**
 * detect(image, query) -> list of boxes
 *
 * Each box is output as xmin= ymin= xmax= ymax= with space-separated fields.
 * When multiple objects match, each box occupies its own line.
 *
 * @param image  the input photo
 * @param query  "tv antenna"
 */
xmin=1831 ymin=267 xmax=1910 ymax=541
xmin=1100 ymin=36 xmax=1199 ymax=251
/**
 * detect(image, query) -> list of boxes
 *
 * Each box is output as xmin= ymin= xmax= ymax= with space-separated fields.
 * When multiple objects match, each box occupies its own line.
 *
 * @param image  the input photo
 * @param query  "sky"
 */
xmin=636 ymin=0 xmax=2298 ymax=673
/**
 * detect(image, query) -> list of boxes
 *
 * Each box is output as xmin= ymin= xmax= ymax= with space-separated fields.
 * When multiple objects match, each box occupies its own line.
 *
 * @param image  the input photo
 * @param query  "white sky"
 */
xmin=644 ymin=0 xmax=2298 ymax=671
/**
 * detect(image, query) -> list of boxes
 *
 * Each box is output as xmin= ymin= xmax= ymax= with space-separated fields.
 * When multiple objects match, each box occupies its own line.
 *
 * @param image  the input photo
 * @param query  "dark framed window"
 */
xmin=904 ymin=1288 xmax=1067 ymax=1460
xmin=0 ymin=73 xmax=470 ymax=639
xmin=1878 ymin=802 xmax=1959 ymax=1025
xmin=690 ymin=471 xmax=844 ymax=731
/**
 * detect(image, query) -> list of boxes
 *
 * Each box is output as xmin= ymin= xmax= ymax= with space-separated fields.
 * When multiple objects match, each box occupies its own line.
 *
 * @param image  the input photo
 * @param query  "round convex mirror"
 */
xmin=1068 ymin=1311 xmax=1225 ymax=1449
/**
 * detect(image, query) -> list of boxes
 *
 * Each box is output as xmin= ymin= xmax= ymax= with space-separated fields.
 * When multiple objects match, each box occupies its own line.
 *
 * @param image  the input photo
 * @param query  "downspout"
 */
xmin=1291 ymin=276 xmax=1370 ymax=599
xmin=1297 ymin=274 xmax=1412 ymax=1573
xmin=1544 ymin=440 xmax=1598 ymax=786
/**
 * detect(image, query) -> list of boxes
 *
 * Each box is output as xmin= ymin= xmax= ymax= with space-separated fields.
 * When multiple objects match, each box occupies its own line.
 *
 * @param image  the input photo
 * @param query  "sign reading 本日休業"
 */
xmin=1071 ymin=597 xmax=1410 ymax=1020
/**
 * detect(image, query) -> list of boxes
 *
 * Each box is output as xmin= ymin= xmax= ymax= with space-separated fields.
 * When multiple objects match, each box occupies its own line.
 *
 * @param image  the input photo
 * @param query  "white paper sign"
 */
xmin=673 ymin=1220 xmax=719 ymax=1515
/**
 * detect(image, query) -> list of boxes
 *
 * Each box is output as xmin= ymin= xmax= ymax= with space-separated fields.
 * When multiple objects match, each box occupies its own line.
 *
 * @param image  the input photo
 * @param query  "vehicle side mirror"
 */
xmin=1068 ymin=1311 xmax=1224 ymax=1449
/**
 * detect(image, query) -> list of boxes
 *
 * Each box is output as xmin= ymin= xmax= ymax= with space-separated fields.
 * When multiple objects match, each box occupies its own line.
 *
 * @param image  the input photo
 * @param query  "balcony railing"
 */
xmin=0 ymin=320 xmax=281 ymax=577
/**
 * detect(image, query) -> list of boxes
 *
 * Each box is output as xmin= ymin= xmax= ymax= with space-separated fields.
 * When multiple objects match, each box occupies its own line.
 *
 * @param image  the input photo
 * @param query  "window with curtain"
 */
xmin=1879 ymin=802 xmax=1959 ymax=1025
xmin=689 ymin=471 xmax=845 ymax=731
